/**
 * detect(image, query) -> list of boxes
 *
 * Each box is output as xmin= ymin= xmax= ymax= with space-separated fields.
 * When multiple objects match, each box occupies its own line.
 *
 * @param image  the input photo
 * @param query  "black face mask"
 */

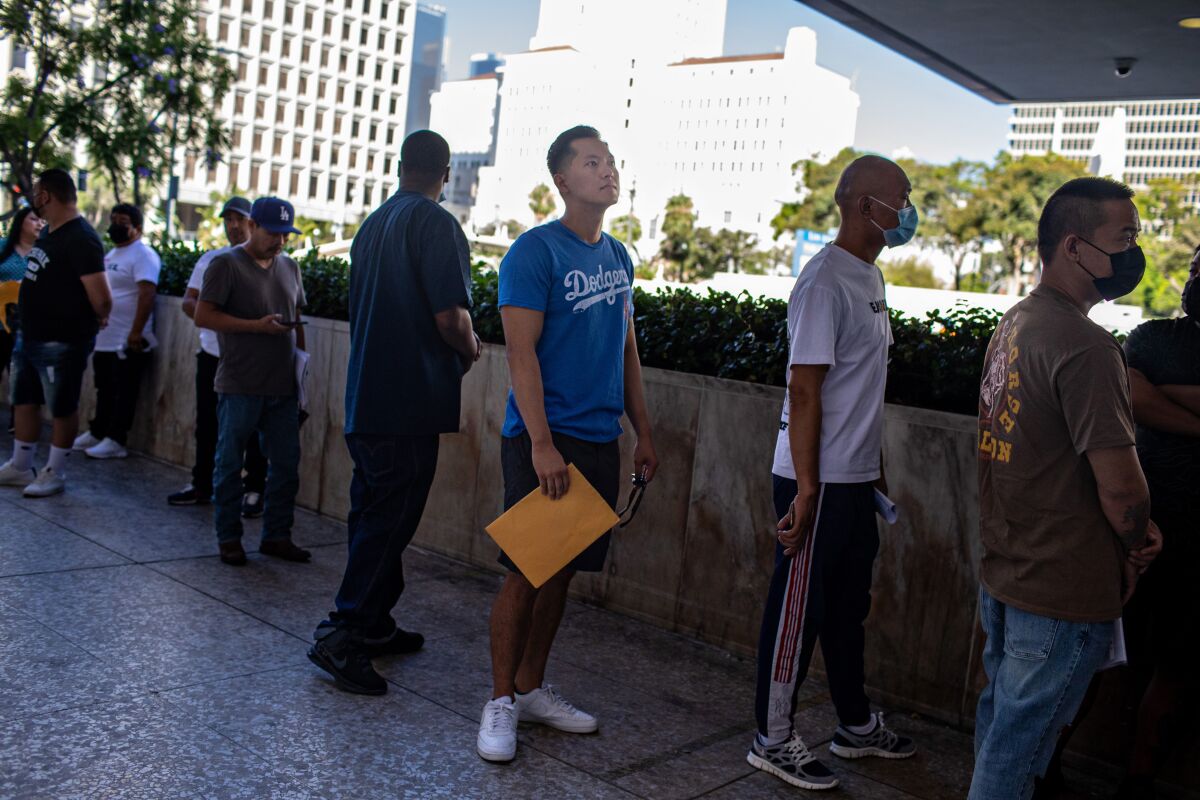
xmin=1075 ymin=237 xmax=1146 ymax=301
xmin=1183 ymin=275 xmax=1200 ymax=319
xmin=107 ymin=223 xmax=131 ymax=245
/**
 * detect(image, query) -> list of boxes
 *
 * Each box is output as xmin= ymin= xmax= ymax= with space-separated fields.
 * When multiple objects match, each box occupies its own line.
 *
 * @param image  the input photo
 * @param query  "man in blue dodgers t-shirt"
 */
xmin=308 ymin=130 xmax=482 ymax=696
xmin=476 ymin=126 xmax=659 ymax=764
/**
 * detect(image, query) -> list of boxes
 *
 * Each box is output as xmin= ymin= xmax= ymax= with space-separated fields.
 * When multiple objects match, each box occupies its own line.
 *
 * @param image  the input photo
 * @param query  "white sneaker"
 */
xmin=516 ymin=684 xmax=598 ymax=733
xmin=476 ymin=697 xmax=518 ymax=762
xmin=85 ymin=438 xmax=128 ymax=459
xmin=73 ymin=431 xmax=100 ymax=451
xmin=23 ymin=467 xmax=65 ymax=498
xmin=0 ymin=459 xmax=37 ymax=487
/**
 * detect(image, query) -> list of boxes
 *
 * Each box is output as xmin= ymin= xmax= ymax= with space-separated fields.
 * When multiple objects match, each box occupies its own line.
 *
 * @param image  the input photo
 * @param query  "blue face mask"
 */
xmin=869 ymin=197 xmax=919 ymax=248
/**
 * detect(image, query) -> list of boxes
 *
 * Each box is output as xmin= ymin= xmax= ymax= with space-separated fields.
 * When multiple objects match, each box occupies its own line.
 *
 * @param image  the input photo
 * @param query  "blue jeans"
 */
xmin=969 ymin=586 xmax=1115 ymax=800
xmin=213 ymin=394 xmax=300 ymax=545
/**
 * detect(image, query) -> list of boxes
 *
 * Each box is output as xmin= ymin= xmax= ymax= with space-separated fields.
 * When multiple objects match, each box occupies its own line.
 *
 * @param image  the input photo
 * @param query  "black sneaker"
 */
xmin=241 ymin=491 xmax=264 ymax=518
xmin=363 ymin=628 xmax=424 ymax=658
xmin=168 ymin=484 xmax=210 ymax=506
xmin=829 ymin=712 xmax=916 ymax=760
xmin=307 ymin=629 xmax=387 ymax=695
xmin=747 ymin=732 xmax=839 ymax=791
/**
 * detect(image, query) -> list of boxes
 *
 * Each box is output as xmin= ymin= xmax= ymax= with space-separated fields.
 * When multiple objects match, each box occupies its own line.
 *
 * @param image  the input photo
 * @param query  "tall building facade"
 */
xmin=2 ymin=0 xmax=417 ymax=231
xmin=405 ymin=3 xmax=446 ymax=137
xmin=468 ymin=52 xmax=504 ymax=78
xmin=439 ymin=0 xmax=857 ymax=246
xmin=429 ymin=73 xmax=500 ymax=223
xmin=1007 ymin=100 xmax=1200 ymax=206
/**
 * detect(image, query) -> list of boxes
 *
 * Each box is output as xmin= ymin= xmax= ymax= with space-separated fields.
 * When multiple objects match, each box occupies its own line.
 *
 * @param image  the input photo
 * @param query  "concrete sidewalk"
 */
xmin=0 ymin=430 xmax=1110 ymax=799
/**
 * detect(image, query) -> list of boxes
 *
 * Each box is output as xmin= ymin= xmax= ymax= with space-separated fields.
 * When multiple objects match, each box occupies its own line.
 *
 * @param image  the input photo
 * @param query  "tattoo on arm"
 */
xmin=1119 ymin=499 xmax=1150 ymax=550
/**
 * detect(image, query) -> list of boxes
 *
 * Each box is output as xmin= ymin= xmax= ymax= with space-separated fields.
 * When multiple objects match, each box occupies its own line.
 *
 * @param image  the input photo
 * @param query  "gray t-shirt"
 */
xmin=199 ymin=246 xmax=306 ymax=396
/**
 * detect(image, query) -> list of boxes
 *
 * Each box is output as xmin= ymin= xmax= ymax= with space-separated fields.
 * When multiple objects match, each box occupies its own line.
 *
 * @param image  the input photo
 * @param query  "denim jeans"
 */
xmin=9 ymin=332 xmax=94 ymax=417
xmin=969 ymin=586 xmax=1115 ymax=800
xmin=318 ymin=433 xmax=439 ymax=640
xmin=213 ymin=394 xmax=299 ymax=545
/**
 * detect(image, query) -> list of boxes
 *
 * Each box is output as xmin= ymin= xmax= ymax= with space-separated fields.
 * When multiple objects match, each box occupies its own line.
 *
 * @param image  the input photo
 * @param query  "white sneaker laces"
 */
xmin=485 ymin=701 xmax=516 ymax=734
xmin=541 ymin=684 xmax=581 ymax=716
xmin=781 ymin=734 xmax=816 ymax=765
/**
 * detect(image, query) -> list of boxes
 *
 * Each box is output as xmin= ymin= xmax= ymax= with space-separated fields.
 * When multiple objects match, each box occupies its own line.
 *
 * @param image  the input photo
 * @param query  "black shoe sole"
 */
xmin=307 ymin=647 xmax=387 ymax=696
xmin=168 ymin=497 xmax=211 ymax=506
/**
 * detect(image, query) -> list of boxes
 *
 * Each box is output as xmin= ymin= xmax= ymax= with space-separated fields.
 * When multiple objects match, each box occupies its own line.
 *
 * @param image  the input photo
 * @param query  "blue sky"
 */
xmin=435 ymin=0 xmax=1011 ymax=165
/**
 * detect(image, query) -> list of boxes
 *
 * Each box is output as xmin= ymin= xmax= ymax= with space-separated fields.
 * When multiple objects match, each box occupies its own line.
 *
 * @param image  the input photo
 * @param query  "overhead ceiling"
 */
xmin=794 ymin=0 xmax=1200 ymax=103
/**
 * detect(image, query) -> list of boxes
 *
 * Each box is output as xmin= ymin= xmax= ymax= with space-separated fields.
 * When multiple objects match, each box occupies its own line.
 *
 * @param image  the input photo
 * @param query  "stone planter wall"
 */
xmin=7 ymin=295 xmax=1193 ymax=787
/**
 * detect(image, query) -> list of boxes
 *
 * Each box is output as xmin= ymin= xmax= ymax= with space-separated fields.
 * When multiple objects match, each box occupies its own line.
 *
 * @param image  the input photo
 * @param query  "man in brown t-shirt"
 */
xmin=195 ymin=197 xmax=310 ymax=567
xmin=969 ymin=178 xmax=1162 ymax=800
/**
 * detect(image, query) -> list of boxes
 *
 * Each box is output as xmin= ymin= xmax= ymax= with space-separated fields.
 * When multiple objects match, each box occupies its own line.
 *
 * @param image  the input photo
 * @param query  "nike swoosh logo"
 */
xmin=330 ymin=653 xmax=349 ymax=669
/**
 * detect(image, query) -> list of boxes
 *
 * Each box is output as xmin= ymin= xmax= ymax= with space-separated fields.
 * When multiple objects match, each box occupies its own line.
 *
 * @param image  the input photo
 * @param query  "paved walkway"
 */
xmin=0 ymin=429 xmax=1112 ymax=799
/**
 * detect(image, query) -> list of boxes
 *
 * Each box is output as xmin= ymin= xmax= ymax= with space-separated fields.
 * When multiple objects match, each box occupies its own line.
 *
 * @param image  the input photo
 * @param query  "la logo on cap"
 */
xmin=280 ymin=206 xmax=290 ymax=221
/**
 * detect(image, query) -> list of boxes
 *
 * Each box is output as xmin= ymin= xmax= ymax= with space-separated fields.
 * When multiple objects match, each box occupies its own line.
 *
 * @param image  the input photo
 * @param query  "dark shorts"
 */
xmin=498 ymin=430 xmax=620 ymax=577
xmin=9 ymin=333 xmax=94 ymax=418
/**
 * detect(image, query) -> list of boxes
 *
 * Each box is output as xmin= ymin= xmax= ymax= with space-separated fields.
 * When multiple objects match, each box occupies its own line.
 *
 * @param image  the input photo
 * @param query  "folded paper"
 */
xmin=485 ymin=464 xmax=619 ymax=588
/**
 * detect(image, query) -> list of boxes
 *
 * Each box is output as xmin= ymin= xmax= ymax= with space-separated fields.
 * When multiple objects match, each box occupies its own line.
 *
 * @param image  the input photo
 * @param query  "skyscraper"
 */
xmin=405 ymin=3 xmax=446 ymax=137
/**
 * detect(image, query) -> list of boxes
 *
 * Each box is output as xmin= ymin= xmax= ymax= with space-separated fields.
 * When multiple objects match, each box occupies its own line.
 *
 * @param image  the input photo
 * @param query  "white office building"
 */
xmin=2 ymin=0 xmax=418 ymax=231
xmin=428 ymin=74 xmax=500 ymax=223
xmin=446 ymin=0 xmax=858 ymax=247
xmin=1008 ymin=100 xmax=1200 ymax=206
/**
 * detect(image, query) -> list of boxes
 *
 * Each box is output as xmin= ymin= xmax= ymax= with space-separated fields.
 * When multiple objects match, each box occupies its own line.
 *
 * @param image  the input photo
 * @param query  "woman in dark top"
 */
xmin=0 ymin=206 xmax=45 ymax=431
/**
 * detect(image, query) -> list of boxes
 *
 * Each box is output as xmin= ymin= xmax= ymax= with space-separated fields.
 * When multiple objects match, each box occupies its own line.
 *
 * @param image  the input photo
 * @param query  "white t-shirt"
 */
xmin=187 ymin=246 xmax=231 ymax=357
xmin=95 ymin=239 xmax=161 ymax=352
xmin=772 ymin=244 xmax=893 ymax=484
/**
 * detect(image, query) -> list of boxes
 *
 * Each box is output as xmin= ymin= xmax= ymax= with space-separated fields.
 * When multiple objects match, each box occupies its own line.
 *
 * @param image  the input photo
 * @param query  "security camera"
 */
xmin=1114 ymin=57 xmax=1136 ymax=78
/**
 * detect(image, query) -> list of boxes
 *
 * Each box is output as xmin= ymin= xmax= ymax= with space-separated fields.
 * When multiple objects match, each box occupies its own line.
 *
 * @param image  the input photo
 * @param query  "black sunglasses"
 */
xmin=616 ymin=472 xmax=648 ymax=528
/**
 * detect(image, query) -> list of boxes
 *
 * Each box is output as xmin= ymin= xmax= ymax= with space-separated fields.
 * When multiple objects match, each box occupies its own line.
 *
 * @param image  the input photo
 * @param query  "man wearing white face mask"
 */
xmin=747 ymin=155 xmax=916 ymax=792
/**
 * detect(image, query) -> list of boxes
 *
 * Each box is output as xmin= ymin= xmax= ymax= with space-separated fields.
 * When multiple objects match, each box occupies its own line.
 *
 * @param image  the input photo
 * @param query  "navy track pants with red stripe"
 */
xmin=755 ymin=476 xmax=880 ymax=741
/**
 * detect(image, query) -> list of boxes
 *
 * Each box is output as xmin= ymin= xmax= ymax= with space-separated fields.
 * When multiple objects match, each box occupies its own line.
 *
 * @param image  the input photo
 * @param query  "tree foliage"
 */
xmin=610 ymin=213 xmax=642 ymax=244
xmin=881 ymin=256 xmax=943 ymax=289
xmin=0 ymin=0 xmax=234 ymax=206
xmin=528 ymin=183 xmax=556 ymax=222
xmin=770 ymin=147 xmax=860 ymax=238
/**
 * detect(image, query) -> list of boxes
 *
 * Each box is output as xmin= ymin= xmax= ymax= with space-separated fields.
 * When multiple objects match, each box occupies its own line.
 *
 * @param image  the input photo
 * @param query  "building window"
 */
xmin=337 ymin=83 xmax=347 ymax=103
xmin=392 ymin=66 xmax=400 ymax=84
xmin=309 ymin=174 xmax=319 ymax=197
xmin=301 ymin=41 xmax=310 ymax=61
xmin=304 ymin=9 xmax=312 ymax=29
xmin=276 ymin=100 xmax=286 ymax=120
xmin=236 ymin=60 xmax=247 ymax=81
xmin=346 ymin=181 xmax=357 ymax=203
xmin=358 ymin=55 xmax=366 ymax=77
xmin=363 ymin=0 xmax=371 ymax=12
xmin=332 ymin=145 xmax=341 ymax=164
xmin=293 ymin=139 xmax=303 ymax=159
xmin=360 ymin=27 xmax=369 ymax=46
xmin=352 ymin=118 xmax=361 ymax=138
xmin=240 ymin=24 xmax=251 ymax=48
xmin=398 ymin=7 xmax=404 ymax=24
xmin=252 ymin=130 xmax=263 ymax=150
xmin=355 ymin=87 xmax=363 ymax=106
xmin=218 ymin=20 xmax=230 ymax=42
xmin=389 ymin=96 xmax=397 ymax=115
xmin=250 ymin=163 xmax=260 ymax=188
xmin=319 ymin=78 xmax=328 ymax=98
xmin=315 ymin=109 xmax=324 ymax=129
xmin=277 ymin=69 xmax=289 ymax=91
xmin=290 ymin=171 xmax=299 ymax=195
xmin=264 ymin=0 xmax=274 ymax=17
xmin=231 ymin=128 xmax=243 ymax=147
xmin=258 ymin=65 xmax=268 ymax=85
xmin=370 ymin=122 xmax=378 ymax=140
xmin=395 ymin=35 xmax=403 ymax=55
xmin=294 ymin=105 xmax=305 ymax=126
xmin=339 ymin=52 xmax=348 ymax=71
xmin=284 ymin=3 xmax=294 ymax=24
xmin=327 ymin=177 xmax=338 ymax=201
xmin=323 ymin=15 xmax=332 ymax=35
xmin=343 ymin=22 xmax=351 ymax=40
xmin=273 ymin=133 xmax=284 ymax=156
xmin=374 ymin=63 xmax=383 ymax=82
xmin=241 ymin=0 xmax=251 ymax=12
xmin=271 ymin=167 xmax=280 ymax=192
xmin=255 ymin=97 xmax=265 ymax=117
xmin=321 ymin=46 xmax=330 ymax=67
xmin=298 ymin=73 xmax=307 ymax=94
xmin=372 ymin=92 xmax=380 ymax=112
xmin=377 ymin=31 xmax=385 ymax=50
xmin=235 ymin=93 xmax=246 ymax=114
xmin=228 ymin=159 xmax=241 ymax=189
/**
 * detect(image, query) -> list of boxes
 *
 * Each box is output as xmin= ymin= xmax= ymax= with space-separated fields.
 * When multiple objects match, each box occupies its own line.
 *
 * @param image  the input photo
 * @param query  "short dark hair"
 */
xmin=36 ymin=168 xmax=77 ymax=204
xmin=546 ymin=125 xmax=603 ymax=177
xmin=399 ymin=130 xmax=450 ymax=179
xmin=1037 ymin=177 xmax=1135 ymax=266
xmin=111 ymin=202 xmax=144 ymax=229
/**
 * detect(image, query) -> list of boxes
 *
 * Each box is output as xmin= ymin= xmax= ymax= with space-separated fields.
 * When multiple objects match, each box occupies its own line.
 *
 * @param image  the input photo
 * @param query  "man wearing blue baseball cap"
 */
xmin=195 ymin=196 xmax=311 ymax=566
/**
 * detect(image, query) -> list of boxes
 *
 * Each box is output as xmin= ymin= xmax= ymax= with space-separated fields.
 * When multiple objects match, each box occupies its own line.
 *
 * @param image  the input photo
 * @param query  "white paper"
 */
xmin=874 ymin=488 xmax=898 ymax=524
xmin=294 ymin=348 xmax=311 ymax=412
xmin=1099 ymin=618 xmax=1127 ymax=671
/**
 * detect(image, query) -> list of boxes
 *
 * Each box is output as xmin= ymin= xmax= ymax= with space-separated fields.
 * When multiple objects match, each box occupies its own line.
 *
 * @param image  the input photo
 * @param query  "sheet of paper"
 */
xmin=294 ymin=348 xmax=311 ymax=411
xmin=485 ymin=464 xmax=620 ymax=588
xmin=1099 ymin=618 xmax=1127 ymax=671
xmin=874 ymin=488 xmax=898 ymax=524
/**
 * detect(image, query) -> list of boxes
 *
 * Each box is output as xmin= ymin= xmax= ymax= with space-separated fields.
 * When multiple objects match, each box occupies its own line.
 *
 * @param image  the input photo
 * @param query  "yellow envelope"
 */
xmin=485 ymin=464 xmax=619 ymax=588
xmin=0 ymin=281 xmax=19 ymax=334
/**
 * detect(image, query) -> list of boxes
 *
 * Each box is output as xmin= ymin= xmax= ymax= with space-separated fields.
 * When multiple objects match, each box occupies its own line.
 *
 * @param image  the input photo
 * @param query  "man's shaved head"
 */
xmin=834 ymin=155 xmax=908 ymax=211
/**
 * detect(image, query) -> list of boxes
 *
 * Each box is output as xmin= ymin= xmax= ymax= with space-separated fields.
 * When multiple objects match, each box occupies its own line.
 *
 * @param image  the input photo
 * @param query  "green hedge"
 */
xmin=155 ymin=243 xmax=1000 ymax=416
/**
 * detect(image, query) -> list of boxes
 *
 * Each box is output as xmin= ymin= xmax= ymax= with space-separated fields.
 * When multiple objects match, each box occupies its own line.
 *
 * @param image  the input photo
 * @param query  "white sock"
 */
xmin=493 ymin=695 xmax=514 ymax=705
xmin=846 ymin=715 xmax=878 ymax=736
xmin=758 ymin=732 xmax=789 ymax=747
xmin=11 ymin=439 xmax=36 ymax=470
xmin=47 ymin=446 xmax=71 ymax=474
